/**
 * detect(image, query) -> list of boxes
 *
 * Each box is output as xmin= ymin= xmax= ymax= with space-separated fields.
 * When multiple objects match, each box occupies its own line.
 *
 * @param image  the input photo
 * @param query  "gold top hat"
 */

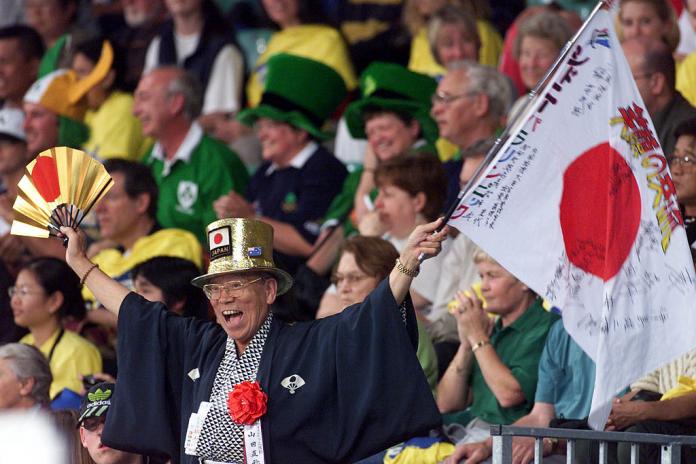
xmin=191 ymin=218 xmax=293 ymax=295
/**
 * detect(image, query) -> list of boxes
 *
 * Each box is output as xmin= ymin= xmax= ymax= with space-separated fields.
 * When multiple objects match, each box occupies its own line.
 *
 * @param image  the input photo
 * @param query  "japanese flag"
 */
xmin=448 ymin=8 xmax=696 ymax=429
xmin=209 ymin=227 xmax=230 ymax=252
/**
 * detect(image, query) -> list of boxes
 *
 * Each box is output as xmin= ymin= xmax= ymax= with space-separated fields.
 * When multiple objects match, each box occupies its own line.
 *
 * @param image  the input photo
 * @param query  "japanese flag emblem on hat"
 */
xmin=209 ymin=226 xmax=231 ymax=259
xmin=192 ymin=218 xmax=293 ymax=295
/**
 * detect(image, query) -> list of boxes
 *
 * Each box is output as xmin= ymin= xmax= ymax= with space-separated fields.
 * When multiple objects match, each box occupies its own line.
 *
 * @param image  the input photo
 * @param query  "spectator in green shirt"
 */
xmin=436 ymin=248 xmax=558 ymax=445
xmin=134 ymin=67 xmax=249 ymax=244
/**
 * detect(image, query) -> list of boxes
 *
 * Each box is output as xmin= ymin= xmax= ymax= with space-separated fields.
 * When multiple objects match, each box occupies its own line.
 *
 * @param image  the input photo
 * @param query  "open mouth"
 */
xmin=222 ymin=309 xmax=243 ymax=323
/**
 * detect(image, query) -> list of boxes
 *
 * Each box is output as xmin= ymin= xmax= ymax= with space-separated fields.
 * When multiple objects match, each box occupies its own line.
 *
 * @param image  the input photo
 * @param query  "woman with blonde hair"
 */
xmin=617 ymin=0 xmax=680 ymax=52
xmin=405 ymin=0 xmax=503 ymax=76
xmin=426 ymin=5 xmax=481 ymax=70
xmin=436 ymin=247 xmax=558 ymax=444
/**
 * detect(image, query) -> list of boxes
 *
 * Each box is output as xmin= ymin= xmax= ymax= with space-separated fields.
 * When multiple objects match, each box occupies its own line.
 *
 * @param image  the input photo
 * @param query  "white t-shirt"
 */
xmin=145 ymin=33 xmax=244 ymax=115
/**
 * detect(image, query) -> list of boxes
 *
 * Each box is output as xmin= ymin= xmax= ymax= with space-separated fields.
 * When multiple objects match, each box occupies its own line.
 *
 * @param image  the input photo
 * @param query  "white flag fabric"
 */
xmin=447 ymin=8 xmax=696 ymax=429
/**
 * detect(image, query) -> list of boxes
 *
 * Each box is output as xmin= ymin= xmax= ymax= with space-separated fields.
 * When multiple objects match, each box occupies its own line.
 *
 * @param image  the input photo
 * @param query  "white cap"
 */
xmin=0 ymin=108 xmax=25 ymax=142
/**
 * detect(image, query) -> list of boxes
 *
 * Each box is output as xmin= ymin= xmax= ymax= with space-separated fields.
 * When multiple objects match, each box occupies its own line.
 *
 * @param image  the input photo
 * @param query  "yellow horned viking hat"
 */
xmin=191 ymin=218 xmax=293 ymax=295
xmin=24 ymin=41 xmax=114 ymax=121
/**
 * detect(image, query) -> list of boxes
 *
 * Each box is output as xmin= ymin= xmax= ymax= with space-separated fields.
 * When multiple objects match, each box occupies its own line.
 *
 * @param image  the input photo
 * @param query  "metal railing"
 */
xmin=490 ymin=425 xmax=696 ymax=464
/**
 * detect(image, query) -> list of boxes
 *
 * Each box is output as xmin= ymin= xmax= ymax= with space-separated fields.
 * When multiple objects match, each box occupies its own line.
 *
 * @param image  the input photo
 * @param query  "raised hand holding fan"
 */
xmin=10 ymin=147 xmax=113 ymax=242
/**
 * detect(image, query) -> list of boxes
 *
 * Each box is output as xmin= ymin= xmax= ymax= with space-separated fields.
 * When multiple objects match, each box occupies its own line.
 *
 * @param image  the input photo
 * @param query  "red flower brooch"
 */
xmin=227 ymin=381 xmax=268 ymax=425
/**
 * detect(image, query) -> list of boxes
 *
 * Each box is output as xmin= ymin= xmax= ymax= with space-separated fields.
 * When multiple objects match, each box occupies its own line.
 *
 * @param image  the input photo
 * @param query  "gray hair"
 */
xmin=447 ymin=60 xmax=514 ymax=122
xmin=513 ymin=12 xmax=573 ymax=60
xmin=157 ymin=66 xmax=203 ymax=120
xmin=0 ymin=343 xmax=52 ymax=407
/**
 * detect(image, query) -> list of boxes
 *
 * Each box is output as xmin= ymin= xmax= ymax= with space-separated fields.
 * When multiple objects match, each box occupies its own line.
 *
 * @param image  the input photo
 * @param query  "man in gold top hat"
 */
xmin=60 ymin=216 xmax=447 ymax=464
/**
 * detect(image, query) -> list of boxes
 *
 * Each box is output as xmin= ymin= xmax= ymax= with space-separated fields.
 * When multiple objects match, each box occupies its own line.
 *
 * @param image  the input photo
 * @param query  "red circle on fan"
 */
xmin=559 ymin=143 xmax=641 ymax=281
xmin=213 ymin=233 xmax=223 ymax=245
xmin=31 ymin=156 xmax=60 ymax=202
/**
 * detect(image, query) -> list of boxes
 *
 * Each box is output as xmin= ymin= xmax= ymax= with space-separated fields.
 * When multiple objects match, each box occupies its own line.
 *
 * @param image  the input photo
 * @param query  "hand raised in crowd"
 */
xmin=59 ymin=226 xmax=90 ymax=269
xmin=401 ymin=217 xmax=448 ymax=266
xmin=358 ymin=210 xmax=386 ymax=237
xmin=453 ymin=289 xmax=494 ymax=347
xmin=443 ymin=440 xmax=491 ymax=464
xmin=213 ymin=191 xmax=255 ymax=219
xmin=362 ymin=143 xmax=378 ymax=172
xmin=605 ymin=397 xmax=648 ymax=431
xmin=389 ymin=218 xmax=448 ymax=304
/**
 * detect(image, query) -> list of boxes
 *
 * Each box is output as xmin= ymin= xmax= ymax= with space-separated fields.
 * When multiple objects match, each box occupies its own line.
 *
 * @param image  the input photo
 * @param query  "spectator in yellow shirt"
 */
xmin=71 ymin=39 xmax=149 ymax=161
xmin=11 ymin=257 xmax=102 ymax=399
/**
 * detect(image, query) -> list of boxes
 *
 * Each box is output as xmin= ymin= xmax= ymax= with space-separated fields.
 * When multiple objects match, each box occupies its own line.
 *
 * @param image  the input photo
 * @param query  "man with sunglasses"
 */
xmin=61 ymin=216 xmax=447 ymax=463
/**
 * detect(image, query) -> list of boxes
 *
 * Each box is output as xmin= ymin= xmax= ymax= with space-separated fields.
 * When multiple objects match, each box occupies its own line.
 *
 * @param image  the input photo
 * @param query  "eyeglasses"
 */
xmin=81 ymin=416 xmax=106 ymax=432
xmin=431 ymin=91 xmax=475 ymax=105
xmin=8 ymin=286 xmax=43 ymax=298
xmin=331 ymin=273 xmax=371 ymax=286
xmin=203 ymin=277 xmax=263 ymax=301
xmin=669 ymin=152 xmax=696 ymax=168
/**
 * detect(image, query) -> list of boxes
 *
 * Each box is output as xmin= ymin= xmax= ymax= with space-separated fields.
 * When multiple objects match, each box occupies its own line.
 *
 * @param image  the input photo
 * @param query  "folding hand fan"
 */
xmin=10 ymin=146 xmax=113 ymax=239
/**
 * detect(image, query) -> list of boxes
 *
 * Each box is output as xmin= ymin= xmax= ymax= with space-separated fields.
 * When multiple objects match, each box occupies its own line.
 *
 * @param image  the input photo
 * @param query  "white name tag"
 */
xmin=243 ymin=420 xmax=265 ymax=464
xmin=184 ymin=401 xmax=211 ymax=455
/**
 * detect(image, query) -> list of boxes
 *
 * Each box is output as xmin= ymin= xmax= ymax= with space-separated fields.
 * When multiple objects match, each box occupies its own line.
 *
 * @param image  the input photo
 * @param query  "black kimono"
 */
xmin=103 ymin=279 xmax=441 ymax=463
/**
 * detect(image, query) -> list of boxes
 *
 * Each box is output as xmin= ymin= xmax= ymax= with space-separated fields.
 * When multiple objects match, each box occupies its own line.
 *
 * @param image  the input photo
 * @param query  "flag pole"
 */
xmin=439 ymin=0 xmax=610 ymax=227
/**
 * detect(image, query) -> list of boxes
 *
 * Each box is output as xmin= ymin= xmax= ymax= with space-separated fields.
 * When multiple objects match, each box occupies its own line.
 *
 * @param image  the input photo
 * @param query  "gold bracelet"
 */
xmin=471 ymin=339 xmax=490 ymax=353
xmin=395 ymin=257 xmax=419 ymax=277
xmin=80 ymin=263 xmax=99 ymax=287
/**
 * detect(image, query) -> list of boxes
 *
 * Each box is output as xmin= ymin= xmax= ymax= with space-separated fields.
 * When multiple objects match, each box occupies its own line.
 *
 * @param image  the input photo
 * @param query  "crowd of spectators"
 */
xmin=1 ymin=0 xmax=696 ymax=463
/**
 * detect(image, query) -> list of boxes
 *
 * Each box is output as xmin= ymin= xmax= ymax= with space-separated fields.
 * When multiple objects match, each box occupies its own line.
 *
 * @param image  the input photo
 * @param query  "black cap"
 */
xmin=77 ymin=382 xmax=115 ymax=426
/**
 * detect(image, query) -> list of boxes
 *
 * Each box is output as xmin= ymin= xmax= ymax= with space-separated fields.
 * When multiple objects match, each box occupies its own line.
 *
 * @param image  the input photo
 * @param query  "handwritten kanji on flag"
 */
xmin=447 ymin=7 xmax=696 ymax=428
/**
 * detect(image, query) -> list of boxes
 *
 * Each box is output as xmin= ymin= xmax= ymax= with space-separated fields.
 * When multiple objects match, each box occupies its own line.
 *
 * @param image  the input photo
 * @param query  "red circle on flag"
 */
xmin=559 ymin=143 xmax=641 ymax=281
xmin=31 ymin=156 xmax=60 ymax=202
xmin=213 ymin=232 xmax=223 ymax=245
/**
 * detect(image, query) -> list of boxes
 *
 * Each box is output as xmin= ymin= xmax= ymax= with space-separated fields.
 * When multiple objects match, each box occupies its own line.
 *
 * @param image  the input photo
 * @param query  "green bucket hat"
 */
xmin=344 ymin=62 xmax=439 ymax=144
xmin=238 ymin=54 xmax=347 ymax=141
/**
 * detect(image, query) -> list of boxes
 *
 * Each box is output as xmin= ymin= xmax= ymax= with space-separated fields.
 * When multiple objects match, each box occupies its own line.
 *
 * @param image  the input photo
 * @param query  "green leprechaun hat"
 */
xmin=344 ymin=62 xmax=439 ymax=144
xmin=237 ymin=54 xmax=347 ymax=141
